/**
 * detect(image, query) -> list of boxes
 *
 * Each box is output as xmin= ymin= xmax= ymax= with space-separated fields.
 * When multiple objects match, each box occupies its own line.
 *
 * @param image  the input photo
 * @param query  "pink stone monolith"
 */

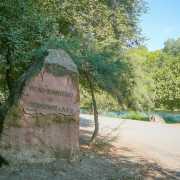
xmin=0 ymin=49 xmax=80 ymax=163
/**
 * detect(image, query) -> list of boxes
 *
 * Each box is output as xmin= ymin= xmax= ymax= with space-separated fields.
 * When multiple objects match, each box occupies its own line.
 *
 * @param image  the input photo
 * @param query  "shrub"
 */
xmin=121 ymin=111 xmax=148 ymax=121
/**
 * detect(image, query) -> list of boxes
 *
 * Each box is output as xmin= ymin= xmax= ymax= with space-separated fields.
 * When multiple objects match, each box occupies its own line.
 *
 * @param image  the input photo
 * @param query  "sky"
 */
xmin=141 ymin=0 xmax=180 ymax=51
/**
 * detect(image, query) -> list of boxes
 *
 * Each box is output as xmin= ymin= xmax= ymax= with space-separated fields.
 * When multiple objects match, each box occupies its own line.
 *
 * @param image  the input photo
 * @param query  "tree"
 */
xmin=163 ymin=38 xmax=180 ymax=56
xmin=154 ymin=54 xmax=180 ymax=110
xmin=127 ymin=40 xmax=180 ymax=111
xmin=0 ymin=0 xmax=147 ymax=143
xmin=45 ymin=36 xmax=134 ymax=142
xmin=147 ymin=38 xmax=180 ymax=110
xmin=43 ymin=0 xmax=147 ymax=142
xmin=82 ymin=62 xmax=99 ymax=143
xmin=0 ymin=0 xmax=54 ymax=99
xmin=40 ymin=0 xmax=146 ymax=50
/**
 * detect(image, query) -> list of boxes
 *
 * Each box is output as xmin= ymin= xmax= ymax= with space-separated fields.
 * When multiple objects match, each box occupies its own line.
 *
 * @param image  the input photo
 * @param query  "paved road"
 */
xmin=80 ymin=114 xmax=180 ymax=171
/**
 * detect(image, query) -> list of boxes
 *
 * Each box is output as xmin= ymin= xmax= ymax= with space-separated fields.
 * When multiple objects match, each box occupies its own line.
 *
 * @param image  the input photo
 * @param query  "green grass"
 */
xmin=121 ymin=111 xmax=180 ymax=123
xmin=121 ymin=111 xmax=149 ymax=121
xmin=164 ymin=118 xmax=178 ymax=124
xmin=160 ymin=115 xmax=180 ymax=124
xmin=81 ymin=109 xmax=180 ymax=124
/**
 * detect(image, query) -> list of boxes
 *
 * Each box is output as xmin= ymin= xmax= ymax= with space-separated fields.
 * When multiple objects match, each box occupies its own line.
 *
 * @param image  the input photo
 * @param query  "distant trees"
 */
xmin=163 ymin=38 xmax=180 ymax=56
xmin=124 ymin=39 xmax=180 ymax=111
xmin=154 ymin=55 xmax=180 ymax=110
xmin=79 ymin=38 xmax=180 ymax=113
xmin=153 ymin=38 xmax=180 ymax=110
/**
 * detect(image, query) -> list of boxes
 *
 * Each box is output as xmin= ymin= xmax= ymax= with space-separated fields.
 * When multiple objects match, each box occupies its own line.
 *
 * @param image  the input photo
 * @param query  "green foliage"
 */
xmin=163 ymin=116 xmax=180 ymax=124
xmin=55 ymin=36 xmax=180 ymax=112
xmin=0 ymin=0 xmax=148 ymax=113
xmin=122 ymin=43 xmax=180 ymax=112
xmin=41 ymin=0 xmax=147 ymax=49
xmin=152 ymin=111 xmax=180 ymax=124
xmin=125 ymin=47 xmax=155 ymax=111
xmin=80 ymin=88 xmax=121 ymax=112
xmin=45 ymin=36 xmax=133 ymax=109
xmin=0 ymin=0 xmax=55 ymax=99
xmin=154 ymin=55 xmax=180 ymax=110
xmin=163 ymin=38 xmax=180 ymax=56
xmin=121 ymin=111 xmax=148 ymax=121
xmin=154 ymin=38 xmax=180 ymax=110
xmin=0 ymin=0 xmax=178 ymax=121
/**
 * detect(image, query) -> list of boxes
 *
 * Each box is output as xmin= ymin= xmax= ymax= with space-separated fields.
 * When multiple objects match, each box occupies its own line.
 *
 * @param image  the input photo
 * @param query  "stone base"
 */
xmin=0 ymin=122 xmax=79 ymax=163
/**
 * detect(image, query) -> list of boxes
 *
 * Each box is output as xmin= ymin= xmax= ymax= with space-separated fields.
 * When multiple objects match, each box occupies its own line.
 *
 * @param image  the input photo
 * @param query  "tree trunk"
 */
xmin=90 ymin=87 xmax=99 ymax=143
xmin=5 ymin=48 xmax=13 ymax=99
xmin=85 ymin=74 xmax=99 ymax=144
xmin=111 ymin=0 xmax=119 ymax=40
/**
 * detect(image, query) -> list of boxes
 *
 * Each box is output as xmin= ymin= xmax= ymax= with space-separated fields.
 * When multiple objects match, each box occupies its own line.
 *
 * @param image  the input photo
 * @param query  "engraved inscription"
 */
xmin=22 ymin=73 xmax=78 ymax=116
xmin=29 ymin=102 xmax=74 ymax=114
xmin=28 ymin=86 xmax=73 ymax=97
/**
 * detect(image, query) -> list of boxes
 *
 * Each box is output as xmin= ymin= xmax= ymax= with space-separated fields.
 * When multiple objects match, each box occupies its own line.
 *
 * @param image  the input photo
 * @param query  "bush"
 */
xmin=157 ymin=112 xmax=180 ymax=124
xmin=121 ymin=111 xmax=149 ymax=121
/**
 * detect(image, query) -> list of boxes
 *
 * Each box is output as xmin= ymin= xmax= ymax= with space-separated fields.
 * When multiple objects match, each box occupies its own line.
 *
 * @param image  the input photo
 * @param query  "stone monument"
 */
xmin=0 ymin=49 xmax=80 ymax=162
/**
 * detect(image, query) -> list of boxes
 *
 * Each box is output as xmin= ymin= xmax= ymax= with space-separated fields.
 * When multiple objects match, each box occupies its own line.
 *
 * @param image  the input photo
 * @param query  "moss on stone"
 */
xmin=31 ymin=114 xmax=76 ymax=127
xmin=9 ymin=49 xmax=78 ymax=107
xmin=3 ymin=48 xmax=79 ymax=128
xmin=5 ymin=104 xmax=23 ymax=128
xmin=11 ymin=60 xmax=45 ymax=106
xmin=45 ymin=63 xmax=79 ymax=88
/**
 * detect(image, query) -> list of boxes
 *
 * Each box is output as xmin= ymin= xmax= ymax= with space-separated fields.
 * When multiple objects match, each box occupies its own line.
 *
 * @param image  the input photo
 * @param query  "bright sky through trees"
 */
xmin=141 ymin=0 xmax=180 ymax=51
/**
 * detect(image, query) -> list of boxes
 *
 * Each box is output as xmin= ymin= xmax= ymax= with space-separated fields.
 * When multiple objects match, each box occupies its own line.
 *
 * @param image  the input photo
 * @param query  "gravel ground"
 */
xmin=80 ymin=114 xmax=180 ymax=171
xmin=0 ymin=114 xmax=180 ymax=180
xmin=0 ymin=145 xmax=179 ymax=180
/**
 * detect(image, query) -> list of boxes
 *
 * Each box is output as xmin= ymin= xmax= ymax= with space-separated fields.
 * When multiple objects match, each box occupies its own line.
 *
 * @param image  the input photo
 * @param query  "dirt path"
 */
xmin=80 ymin=114 xmax=180 ymax=174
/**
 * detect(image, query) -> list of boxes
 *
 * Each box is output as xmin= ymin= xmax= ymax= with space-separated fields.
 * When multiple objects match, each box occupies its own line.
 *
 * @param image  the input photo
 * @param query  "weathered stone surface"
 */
xmin=0 ymin=49 xmax=80 ymax=162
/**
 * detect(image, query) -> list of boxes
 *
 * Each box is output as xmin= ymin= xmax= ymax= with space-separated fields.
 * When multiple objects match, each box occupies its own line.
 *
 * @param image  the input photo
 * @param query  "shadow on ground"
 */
xmin=0 ymin=119 xmax=180 ymax=180
xmin=80 ymin=116 xmax=94 ymax=128
xmin=80 ymin=126 xmax=180 ymax=180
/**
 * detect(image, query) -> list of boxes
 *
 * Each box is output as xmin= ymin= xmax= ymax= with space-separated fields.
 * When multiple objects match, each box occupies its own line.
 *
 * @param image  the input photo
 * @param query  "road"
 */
xmin=80 ymin=114 xmax=180 ymax=171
